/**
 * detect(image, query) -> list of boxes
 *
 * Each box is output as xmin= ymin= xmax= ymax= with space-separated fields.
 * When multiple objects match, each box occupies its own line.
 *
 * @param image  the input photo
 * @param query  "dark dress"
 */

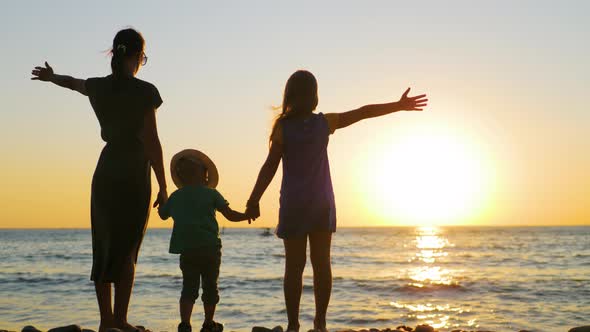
xmin=276 ymin=113 xmax=337 ymax=239
xmin=85 ymin=75 xmax=163 ymax=282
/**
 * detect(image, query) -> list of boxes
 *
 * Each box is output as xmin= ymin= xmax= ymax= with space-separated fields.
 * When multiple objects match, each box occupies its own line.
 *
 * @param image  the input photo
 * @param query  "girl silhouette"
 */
xmin=246 ymin=70 xmax=427 ymax=332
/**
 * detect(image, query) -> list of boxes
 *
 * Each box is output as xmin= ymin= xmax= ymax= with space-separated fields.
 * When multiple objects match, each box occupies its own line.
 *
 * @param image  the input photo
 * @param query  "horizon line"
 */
xmin=1 ymin=224 xmax=588 ymax=230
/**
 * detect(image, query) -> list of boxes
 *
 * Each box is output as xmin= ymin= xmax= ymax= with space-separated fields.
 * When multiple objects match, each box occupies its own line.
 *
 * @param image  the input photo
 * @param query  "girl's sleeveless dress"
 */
xmin=85 ymin=75 xmax=162 ymax=282
xmin=276 ymin=113 xmax=337 ymax=239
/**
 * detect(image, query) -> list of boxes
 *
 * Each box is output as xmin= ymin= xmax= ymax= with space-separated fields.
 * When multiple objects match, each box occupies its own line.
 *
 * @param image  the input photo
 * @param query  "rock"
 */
xmin=518 ymin=330 xmax=533 ymax=332
xmin=22 ymin=326 xmax=42 ymax=332
xmin=396 ymin=326 xmax=412 ymax=332
xmin=414 ymin=326 xmax=434 ymax=332
xmin=369 ymin=329 xmax=380 ymax=332
xmin=82 ymin=330 xmax=96 ymax=332
xmin=252 ymin=327 xmax=270 ymax=332
xmin=48 ymin=325 xmax=81 ymax=332
xmin=105 ymin=329 xmax=123 ymax=332
xmin=569 ymin=327 xmax=590 ymax=332
xmin=252 ymin=327 xmax=283 ymax=332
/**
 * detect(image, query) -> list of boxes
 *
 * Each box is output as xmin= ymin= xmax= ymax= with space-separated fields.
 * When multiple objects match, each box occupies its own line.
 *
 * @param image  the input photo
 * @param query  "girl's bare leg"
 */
xmin=283 ymin=236 xmax=308 ymax=331
xmin=309 ymin=232 xmax=332 ymax=331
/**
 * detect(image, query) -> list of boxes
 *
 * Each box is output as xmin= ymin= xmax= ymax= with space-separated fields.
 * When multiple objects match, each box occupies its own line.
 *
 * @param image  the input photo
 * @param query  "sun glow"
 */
xmin=360 ymin=126 xmax=494 ymax=226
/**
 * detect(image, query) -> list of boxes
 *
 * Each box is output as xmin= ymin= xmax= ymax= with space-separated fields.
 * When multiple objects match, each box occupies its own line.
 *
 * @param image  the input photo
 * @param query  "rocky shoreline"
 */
xmin=1 ymin=324 xmax=589 ymax=332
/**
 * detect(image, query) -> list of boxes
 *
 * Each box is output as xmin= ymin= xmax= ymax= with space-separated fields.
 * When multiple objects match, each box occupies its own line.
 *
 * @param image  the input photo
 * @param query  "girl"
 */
xmin=31 ymin=28 xmax=167 ymax=332
xmin=246 ymin=70 xmax=427 ymax=332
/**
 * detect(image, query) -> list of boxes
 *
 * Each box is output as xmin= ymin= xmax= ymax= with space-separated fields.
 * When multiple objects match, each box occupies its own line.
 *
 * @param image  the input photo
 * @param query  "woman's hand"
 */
xmin=397 ymin=88 xmax=428 ymax=111
xmin=246 ymin=201 xmax=260 ymax=221
xmin=31 ymin=62 xmax=55 ymax=82
xmin=153 ymin=189 xmax=168 ymax=208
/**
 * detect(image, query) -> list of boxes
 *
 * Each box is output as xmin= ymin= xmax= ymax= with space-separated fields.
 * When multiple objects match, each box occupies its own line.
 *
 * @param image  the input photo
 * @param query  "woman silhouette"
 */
xmin=31 ymin=28 xmax=167 ymax=332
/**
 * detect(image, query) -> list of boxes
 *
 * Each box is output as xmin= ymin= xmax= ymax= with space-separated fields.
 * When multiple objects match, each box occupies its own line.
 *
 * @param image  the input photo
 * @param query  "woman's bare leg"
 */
xmin=114 ymin=251 xmax=139 ymax=331
xmin=309 ymin=232 xmax=332 ymax=331
xmin=283 ymin=236 xmax=308 ymax=331
xmin=95 ymin=281 xmax=114 ymax=332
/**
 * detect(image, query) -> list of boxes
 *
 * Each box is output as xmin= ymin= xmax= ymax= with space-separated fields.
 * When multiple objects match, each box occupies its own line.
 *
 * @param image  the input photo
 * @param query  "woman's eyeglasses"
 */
xmin=141 ymin=52 xmax=148 ymax=66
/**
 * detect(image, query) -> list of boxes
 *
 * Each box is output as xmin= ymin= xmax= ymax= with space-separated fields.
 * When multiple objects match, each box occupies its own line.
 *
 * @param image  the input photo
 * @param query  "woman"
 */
xmin=31 ymin=28 xmax=167 ymax=332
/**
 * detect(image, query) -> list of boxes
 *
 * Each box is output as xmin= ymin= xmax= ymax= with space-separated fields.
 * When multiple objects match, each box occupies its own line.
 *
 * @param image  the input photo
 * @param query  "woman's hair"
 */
xmin=270 ymin=70 xmax=319 ymax=141
xmin=110 ymin=28 xmax=145 ymax=78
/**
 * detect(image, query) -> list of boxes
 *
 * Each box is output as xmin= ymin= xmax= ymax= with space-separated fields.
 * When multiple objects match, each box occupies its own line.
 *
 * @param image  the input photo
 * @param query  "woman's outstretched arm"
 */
xmin=31 ymin=62 xmax=87 ymax=96
xmin=141 ymin=110 xmax=168 ymax=208
xmin=329 ymin=88 xmax=427 ymax=131
xmin=246 ymin=140 xmax=283 ymax=219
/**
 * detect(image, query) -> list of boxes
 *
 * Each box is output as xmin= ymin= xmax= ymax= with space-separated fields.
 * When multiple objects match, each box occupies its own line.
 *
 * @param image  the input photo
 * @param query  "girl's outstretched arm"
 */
xmin=246 ymin=140 xmax=283 ymax=218
xmin=31 ymin=62 xmax=87 ymax=96
xmin=330 ymin=88 xmax=427 ymax=131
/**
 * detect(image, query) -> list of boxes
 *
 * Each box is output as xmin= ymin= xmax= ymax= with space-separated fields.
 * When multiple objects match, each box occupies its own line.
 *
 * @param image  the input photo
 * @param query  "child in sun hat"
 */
xmin=158 ymin=149 xmax=251 ymax=332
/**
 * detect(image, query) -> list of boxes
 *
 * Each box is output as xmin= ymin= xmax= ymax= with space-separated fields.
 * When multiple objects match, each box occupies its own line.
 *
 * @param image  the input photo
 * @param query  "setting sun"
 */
xmin=360 ymin=126 xmax=495 ymax=226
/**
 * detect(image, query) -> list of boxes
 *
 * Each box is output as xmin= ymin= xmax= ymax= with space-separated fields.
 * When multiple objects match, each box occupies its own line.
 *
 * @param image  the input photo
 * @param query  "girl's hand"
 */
xmin=31 ymin=62 xmax=55 ymax=82
xmin=397 ymin=88 xmax=428 ymax=111
xmin=153 ymin=189 xmax=168 ymax=208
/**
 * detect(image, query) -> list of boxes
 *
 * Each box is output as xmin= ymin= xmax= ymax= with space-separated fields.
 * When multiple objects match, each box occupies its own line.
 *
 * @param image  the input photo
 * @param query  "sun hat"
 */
xmin=170 ymin=149 xmax=219 ymax=189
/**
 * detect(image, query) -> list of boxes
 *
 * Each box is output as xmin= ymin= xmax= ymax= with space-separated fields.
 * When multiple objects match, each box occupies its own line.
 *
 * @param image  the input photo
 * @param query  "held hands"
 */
xmin=31 ymin=62 xmax=55 ymax=82
xmin=153 ymin=189 xmax=168 ymax=208
xmin=245 ymin=201 xmax=260 ymax=222
xmin=397 ymin=88 xmax=428 ymax=111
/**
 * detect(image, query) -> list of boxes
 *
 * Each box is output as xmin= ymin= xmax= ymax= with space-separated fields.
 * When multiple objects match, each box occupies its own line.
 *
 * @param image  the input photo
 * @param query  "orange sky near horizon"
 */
xmin=0 ymin=1 xmax=588 ymax=228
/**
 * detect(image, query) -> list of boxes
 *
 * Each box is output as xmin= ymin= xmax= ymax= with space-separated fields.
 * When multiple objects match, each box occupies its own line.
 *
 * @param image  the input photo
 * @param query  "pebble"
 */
xmin=22 ymin=327 xmax=41 ymax=332
xmin=253 ymin=327 xmax=283 ymax=332
xmin=414 ymin=325 xmax=434 ymax=332
xmin=570 ymin=327 xmax=590 ymax=332
xmin=48 ymin=325 xmax=81 ymax=332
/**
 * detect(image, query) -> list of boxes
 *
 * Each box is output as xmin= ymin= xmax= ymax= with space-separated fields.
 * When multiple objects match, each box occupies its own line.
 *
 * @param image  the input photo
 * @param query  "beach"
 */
xmin=6 ymin=323 xmax=590 ymax=332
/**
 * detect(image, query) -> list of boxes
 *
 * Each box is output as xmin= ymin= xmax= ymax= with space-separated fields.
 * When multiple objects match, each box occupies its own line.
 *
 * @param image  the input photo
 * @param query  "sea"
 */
xmin=1 ymin=226 xmax=589 ymax=332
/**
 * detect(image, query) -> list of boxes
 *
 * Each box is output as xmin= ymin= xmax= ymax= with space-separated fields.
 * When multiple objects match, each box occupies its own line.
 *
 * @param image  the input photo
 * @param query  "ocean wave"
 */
xmin=395 ymin=282 xmax=466 ymax=293
xmin=0 ymin=272 xmax=88 ymax=286
xmin=340 ymin=318 xmax=393 ymax=325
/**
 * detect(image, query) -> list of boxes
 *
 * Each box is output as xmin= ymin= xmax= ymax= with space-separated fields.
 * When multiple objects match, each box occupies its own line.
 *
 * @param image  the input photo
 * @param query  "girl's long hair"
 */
xmin=270 ymin=70 xmax=319 ymax=141
xmin=110 ymin=28 xmax=145 ymax=79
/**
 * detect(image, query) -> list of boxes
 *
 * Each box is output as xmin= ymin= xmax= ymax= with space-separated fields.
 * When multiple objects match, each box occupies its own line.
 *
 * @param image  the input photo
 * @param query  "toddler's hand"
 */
xmin=153 ymin=189 xmax=168 ymax=208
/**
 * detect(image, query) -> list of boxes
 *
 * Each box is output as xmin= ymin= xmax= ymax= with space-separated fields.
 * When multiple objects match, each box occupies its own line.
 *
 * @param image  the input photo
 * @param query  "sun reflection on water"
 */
xmin=409 ymin=226 xmax=455 ymax=287
xmin=391 ymin=226 xmax=472 ymax=329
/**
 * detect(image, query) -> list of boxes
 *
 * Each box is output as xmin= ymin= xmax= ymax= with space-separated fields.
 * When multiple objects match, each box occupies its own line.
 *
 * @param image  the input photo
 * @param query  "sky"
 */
xmin=0 ymin=1 xmax=588 ymax=228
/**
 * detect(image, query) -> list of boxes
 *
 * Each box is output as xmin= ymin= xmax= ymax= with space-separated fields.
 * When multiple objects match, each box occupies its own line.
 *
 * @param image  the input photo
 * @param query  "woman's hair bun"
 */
xmin=115 ymin=44 xmax=127 ymax=55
